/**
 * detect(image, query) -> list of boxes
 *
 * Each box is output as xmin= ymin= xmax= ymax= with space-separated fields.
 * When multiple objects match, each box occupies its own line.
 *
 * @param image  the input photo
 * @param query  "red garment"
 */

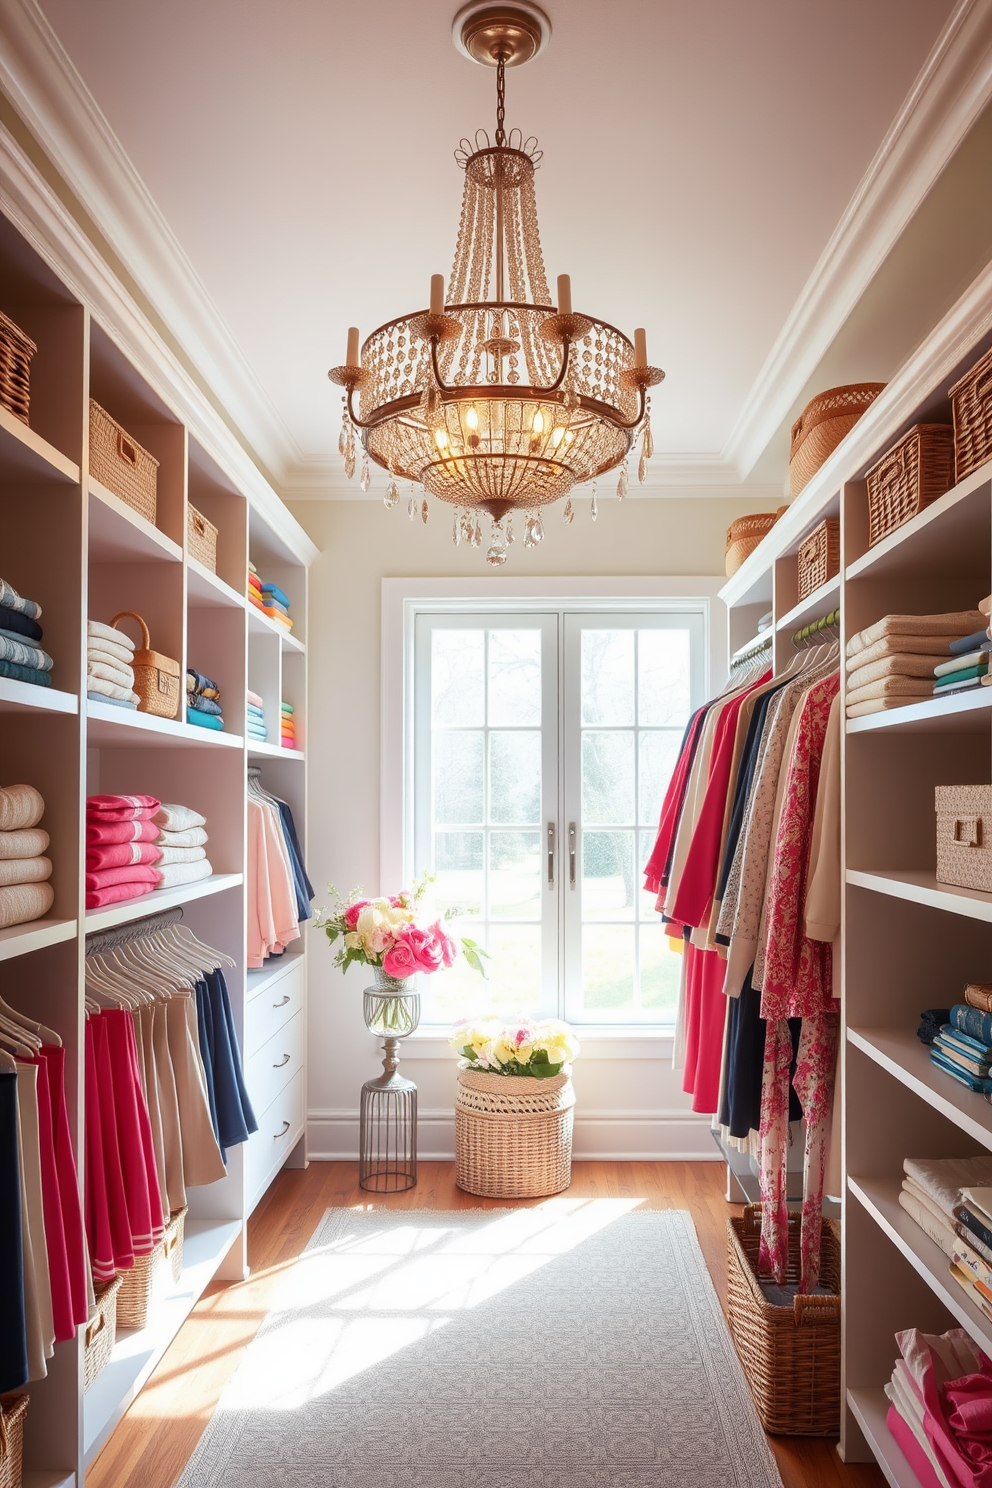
xmin=922 ymin=1350 xmax=992 ymax=1486
xmin=84 ymin=1019 xmax=122 ymax=1284
xmin=25 ymin=1055 xmax=74 ymax=1342
xmin=85 ymin=864 xmax=162 ymax=893
xmin=40 ymin=1046 xmax=87 ymax=1326
xmin=680 ymin=942 xmax=729 ymax=1114
xmin=86 ymin=818 xmax=161 ymax=846
xmin=886 ymin=1406 xmax=943 ymax=1488
xmin=86 ymin=842 xmax=162 ymax=871
xmin=92 ymin=1015 xmax=136 ymax=1272
xmin=643 ymin=708 xmax=708 ymax=899
xmin=104 ymin=1011 xmax=164 ymax=1254
xmin=85 ymin=881 xmax=156 ymax=910
xmin=86 ymin=794 xmax=160 ymax=820
xmin=670 ymin=672 xmax=770 ymax=930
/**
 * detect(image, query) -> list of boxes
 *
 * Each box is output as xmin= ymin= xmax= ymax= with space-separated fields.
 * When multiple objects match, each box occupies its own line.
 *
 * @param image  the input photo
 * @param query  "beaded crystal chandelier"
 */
xmin=328 ymin=1 xmax=664 ymax=564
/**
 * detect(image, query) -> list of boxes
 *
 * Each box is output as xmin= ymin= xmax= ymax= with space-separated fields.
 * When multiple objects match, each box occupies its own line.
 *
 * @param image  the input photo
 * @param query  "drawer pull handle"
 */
xmin=274 ymin=1119 xmax=291 ymax=1139
xmin=273 ymin=995 xmax=291 ymax=1008
xmin=273 ymin=1053 xmax=291 ymax=1068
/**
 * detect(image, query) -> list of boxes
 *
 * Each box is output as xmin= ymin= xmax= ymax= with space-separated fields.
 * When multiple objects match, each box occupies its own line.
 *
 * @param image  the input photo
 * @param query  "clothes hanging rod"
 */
xmin=85 ymin=904 xmax=184 ymax=956
xmin=792 ymin=607 xmax=840 ymax=648
xmin=730 ymin=630 xmax=773 ymax=666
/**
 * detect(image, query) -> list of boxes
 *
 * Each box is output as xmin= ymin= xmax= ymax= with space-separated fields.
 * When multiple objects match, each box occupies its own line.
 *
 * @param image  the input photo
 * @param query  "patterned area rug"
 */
xmin=177 ymin=1203 xmax=783 ymax=1488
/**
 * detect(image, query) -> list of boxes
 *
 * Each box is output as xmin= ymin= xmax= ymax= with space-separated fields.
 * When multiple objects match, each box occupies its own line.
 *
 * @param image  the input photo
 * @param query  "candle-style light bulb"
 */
xmin=346 ymin=326 xmax=360 ymax=367
xmin=634 ymin=328 xmax=647 ymax=370
xmin=430 ymin=274 xmax=445 ymax=317
xmin=557 ymin=274 xmax=572 ymax=317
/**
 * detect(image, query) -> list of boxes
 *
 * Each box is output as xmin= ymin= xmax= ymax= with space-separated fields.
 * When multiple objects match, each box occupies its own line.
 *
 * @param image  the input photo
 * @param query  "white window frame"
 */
xmin=381 ymin=576 xmax=727 ymax=1046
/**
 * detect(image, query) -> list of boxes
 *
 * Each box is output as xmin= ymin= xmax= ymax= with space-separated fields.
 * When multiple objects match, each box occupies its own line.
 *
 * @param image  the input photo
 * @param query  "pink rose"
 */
xmin=432 ymin=921 xmax=457 ymax=968
xmin=382 ymin=940 xmax=418 ymax=978
xmin=401 ymin=925 xmax=445 ymax=974
xmin=514 ymin=1026 xmax=532 ymax=1047
xmin=344 ymin=899 xmax=369 ymax=929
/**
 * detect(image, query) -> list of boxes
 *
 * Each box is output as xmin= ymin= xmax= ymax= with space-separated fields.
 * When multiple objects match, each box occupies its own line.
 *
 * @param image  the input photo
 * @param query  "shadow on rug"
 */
xmin=177 ymin=1202 xmax=782 ymax=1487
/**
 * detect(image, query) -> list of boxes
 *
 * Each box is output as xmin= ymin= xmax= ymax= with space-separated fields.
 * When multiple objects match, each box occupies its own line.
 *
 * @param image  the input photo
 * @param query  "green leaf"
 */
xmin=531 ymin=1048 xmax=549 ymax=1064
xmin=532 ymin=1061 xmax=563 ymax=1079
xmin=460 ymin=1045 xmax=477 ymax=1061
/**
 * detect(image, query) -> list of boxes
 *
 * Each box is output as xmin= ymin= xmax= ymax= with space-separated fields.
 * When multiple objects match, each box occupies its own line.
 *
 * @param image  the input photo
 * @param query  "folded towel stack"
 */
xmin=0 ymin=577 xmax=53 ymax=689
xmin=247 ymin=562 xmax=293 ymax=631
xmin=152 ymin=802 xmax=212 ymax=885
xmin=247 ymin=688 xmax=267 ymax=742
xmin=845 ymin=609 xmax=987 ymax=717
xmin=0 ymin=782 xmax=54 ymax=929
xmin=87 ymin=619 xmax=139 ymax=708
xmin=187 ymin=667 xmax=224 ymax=732
xmin=86 ymin=796 xmax=213 ymax=908
xmin=930 ymin=595 xmax=992 ymax=697
xmin=898 ymin=1155 xmax=992 ymax=1326
xmin=281 ymin=701 xmax=297 ymax=749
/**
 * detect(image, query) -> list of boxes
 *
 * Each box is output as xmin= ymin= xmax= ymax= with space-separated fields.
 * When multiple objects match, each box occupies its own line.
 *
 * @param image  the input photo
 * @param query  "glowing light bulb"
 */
xmin=533 ymin=410 xmax=544 ymax=434
xmin=550 ymin=426 xmax=565 ymax=448
xmin=465 ymin=406 xmax=479 ymax=430
xmin=434 ymin=427 xmax=450 ymax=451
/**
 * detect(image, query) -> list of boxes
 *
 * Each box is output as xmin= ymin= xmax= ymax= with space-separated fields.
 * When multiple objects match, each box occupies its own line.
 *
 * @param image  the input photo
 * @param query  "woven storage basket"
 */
xmin=789 ymin=383 xmax=886 ymax=496
xmin=796 ymin=518 xmax=840 ymax=602
xmin=727 ymin=1204 xmax=840 ymax=1436
xmin=866 ymin=424 xmax=954 ymax=547
xmin=84 ymin=1274 xmax=123 ymax=1391
xmin=0 ymin=1392 xmax=28 ymax=1488
xmin=951 ymin=345 xmax=992 ymax=484
xmin=88 ymin=400 xmax=159 ymax=525
xmin=455 ymin=1067 xmax=575 ymax=1198
xmin=0 ymin=310 xmax=36 ymax=427
xmin=110 ymin=611 xmax=180 ymax=719
xmin=116 ymin=1242 xmax=164 ymax=1331
xmin=187 ymin=504 xmax=218 ymax=572
xmin=725 ymin=513 xmax=778 ymax=578
xmin=936 ymin=785 xmax=992 ymax=892
xmin=163 ymin=1205 xmax=187 ymax=1284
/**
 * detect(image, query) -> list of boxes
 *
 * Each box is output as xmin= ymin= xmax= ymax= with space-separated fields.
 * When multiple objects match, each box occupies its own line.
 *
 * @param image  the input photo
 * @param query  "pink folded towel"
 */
xmin=87 ymin=794 xmax=160 ymax=820
xmin=86 ymin=842 xmax=162 ymax=871
xmin=85 ymin=864 xmax=162 ymax=892
xmin=85 ymin=880 xmax=156 ymax=910
xmin=247 ymin=690 xmax=263 ymax=709
xmin=86 ymin=818 xmax=161 ymax=846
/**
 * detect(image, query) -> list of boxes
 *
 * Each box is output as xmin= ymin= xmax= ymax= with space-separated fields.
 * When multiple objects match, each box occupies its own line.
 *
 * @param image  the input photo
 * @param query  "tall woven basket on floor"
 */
xmin=455 ymin=1067 xmax=575 ymax=1198
xmin=0 ymin=1392 xmax=28 ymax=1488
xmin=726 ymin=1204 xmax=840 ymax=1436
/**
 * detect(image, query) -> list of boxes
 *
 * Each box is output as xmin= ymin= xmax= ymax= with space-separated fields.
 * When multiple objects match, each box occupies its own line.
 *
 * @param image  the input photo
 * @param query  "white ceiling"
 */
xmin=28 ymin=0 xmax=963 ymax=491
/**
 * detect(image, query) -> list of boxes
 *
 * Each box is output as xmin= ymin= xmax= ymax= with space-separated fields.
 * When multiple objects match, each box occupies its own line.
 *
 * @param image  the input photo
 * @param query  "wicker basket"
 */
xmin=110 ymin=612 xmax=180 ymax=719
xmin=0 ymin=310 xmax=37 ymax=427
xmin=951 ymin=345 xmax=992 ymax=484
xmin=0 ymin=1392 xmax=28 ymax=1488
xmin=725 ymin=513 xmax=779 ymax=577
xmin=866 ymin=424 xmax=954 ymax=547
xmin=84 ymin=1274 xmax=123 ymax=1391
xmin=936 ymin=785 xmax=992 ymax=892
xmin=789 ymin=383 xmax=886 ymax=496
xmin=797 ymin=518 xmax=840 ymax=601
xmin=89 ymin=400 xmax=159 ymax=525
xmin=187 ymin=505 xmax=218 ymax=572
xmin=727 ymin=1205 xmax=840 ymax=1436
xmin=163 ymin=1205 xmax=187 ymax=1284
xmin=454 ymin=1067 xmax=575 ymax=1199
xmin=116 ymin=1243 xmax=165 ymax=1331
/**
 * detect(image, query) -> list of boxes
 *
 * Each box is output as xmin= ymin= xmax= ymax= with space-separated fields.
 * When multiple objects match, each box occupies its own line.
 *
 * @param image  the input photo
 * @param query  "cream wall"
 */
xmin=291 ymin=494 xmax=775 ymax=1161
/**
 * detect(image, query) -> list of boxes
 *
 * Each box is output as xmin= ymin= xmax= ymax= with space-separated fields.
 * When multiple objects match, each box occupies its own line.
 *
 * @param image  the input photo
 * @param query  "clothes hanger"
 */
xmin=0 ymin=1048 xmax=16 ymax=1071
xmin=167 ymin=923 xmax=236 ymax=970
xmin=0 ymin=995 xmax=61 ymax=1047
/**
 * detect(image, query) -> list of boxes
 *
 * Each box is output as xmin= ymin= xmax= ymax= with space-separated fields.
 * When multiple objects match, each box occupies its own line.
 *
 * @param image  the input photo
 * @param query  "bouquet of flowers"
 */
xmin=450 ymin=1017 xmax=580 ymax=1079
xmin=317 ymin=876 xmax=487 ymax=980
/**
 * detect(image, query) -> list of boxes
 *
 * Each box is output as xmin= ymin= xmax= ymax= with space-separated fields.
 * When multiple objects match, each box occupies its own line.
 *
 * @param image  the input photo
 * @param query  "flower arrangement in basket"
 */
xmin=450 ymin=1017 xmax=581 ymax=1077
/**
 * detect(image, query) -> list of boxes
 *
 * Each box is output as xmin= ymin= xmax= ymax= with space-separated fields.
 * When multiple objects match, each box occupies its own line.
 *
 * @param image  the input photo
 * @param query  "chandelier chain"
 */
xmin=495 ymin=54 xmax=507 ymax=146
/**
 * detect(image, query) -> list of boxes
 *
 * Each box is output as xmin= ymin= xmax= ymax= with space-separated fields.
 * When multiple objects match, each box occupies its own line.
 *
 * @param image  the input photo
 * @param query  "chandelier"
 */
xmin=328 ymin=1 xmax=664 ymax=564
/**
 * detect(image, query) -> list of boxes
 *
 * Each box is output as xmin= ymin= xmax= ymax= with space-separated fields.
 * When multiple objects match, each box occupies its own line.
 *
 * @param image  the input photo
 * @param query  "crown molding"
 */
xmin=724 ymin=0 xmax=992 ymax=480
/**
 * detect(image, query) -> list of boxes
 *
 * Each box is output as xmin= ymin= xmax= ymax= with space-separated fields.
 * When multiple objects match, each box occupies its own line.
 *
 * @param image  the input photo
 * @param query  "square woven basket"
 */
xmin=89 ymin=399 xmax=159 ymax=525
xmin=116 ymin=1242 xmax=164 ymax=1331
xmin=951 ymin=345 xmax=992 ymax=484
xmin=187 ymin=504 xmax=218 ymax=572
xmin=84 ymin=1274 xmax=123 ymax=1391
xmin=0 ymin=309 xmax=37 ymax=427
xmin=163 ymin=1205 xmax=187 ymax=1284
xmin=936 ymin=785 xmax=992 ymax=892
xmin=796 ymin=518 xmax=840 ymax=602
xmin=866 ymin=424 xmax=954 ymax=547
xmin=0 ymin=1392 xmax=28 ymax=1488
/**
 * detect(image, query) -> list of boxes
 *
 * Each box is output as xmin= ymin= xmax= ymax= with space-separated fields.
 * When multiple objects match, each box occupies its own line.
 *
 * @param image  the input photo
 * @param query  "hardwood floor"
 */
xmin=86 ymin=1160 xmax=883 ymax=1488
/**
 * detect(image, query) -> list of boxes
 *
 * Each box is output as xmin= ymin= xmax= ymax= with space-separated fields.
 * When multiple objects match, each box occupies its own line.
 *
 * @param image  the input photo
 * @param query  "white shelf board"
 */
xmin=23 ymin=1472 xmax=76 ymax=1488
xmin=847 ymin=1387 xmax=921 ymax=1488
xmin=247 ymin=953 xmax=303 ymax=1001
xmin=187 ymin=556 xmax=246 ymax=609
xmin=775 ymin=575 xmax=841 ymax=635
xmin=87 ymin=478 xmax=183 ymax=563
xmin=247 ymin=602 xmax=305 ymax=652
xmin=0 ymin=916 xmax=76 ymax=963
xmin=83 ymin=1218 xmax=241 ymax=1464
xmin=248 ymin=740 xmax=304 ymax=761
xmin=846 ymin=455 xmax=992 ymax=583
xmin=848 ymin=1026 xmax=992 ymax=1150
xmin=847 ymin=687 xmax=992 ymax=734
xmin=847 ymin=868 xmax=992 ymax=922
xmin=0 ymin=402 xmax=79 ymax=484
xmin=849 ymin=1175 xmax=992 ymax=1355
xmin=86 ymin=699 xmax=243 ymax=749
xmin=84 ymin=873 xmax=243 ymax=933
xmin=0 ymin=679 xmax=77 ymax=715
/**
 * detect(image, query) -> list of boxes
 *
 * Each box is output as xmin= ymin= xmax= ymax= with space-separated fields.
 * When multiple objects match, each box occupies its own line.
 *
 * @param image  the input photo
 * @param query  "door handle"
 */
xmin=547 ymin=821 xmax=556 ymax=886
xmin=569 ymin=822 xmax=577 ymax=887
xmin=272 ymin=995 xmax=291 ymax=1008
xmin=273 ymin=1053 xmax=291 ymax=1069
xmin=274 ymin=1120 xmax=291 ymax=1139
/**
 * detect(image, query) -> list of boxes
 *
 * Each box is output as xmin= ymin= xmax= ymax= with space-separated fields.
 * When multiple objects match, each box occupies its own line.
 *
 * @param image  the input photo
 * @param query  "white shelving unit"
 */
xmin=0 ymin=187 xmax=317 ymax=1485
xmin=718 ymin=249 xmax=992 ymax=1477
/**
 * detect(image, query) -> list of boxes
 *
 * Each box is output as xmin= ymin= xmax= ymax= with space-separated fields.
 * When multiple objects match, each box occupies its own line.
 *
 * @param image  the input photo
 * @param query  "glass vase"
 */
xmin=363 ymin=966 xmax=421 ymax=1040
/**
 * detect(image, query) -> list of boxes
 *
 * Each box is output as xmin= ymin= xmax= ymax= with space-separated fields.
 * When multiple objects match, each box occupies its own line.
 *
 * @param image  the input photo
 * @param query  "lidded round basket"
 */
xmin=454 ymin=1066 xmax=575 ymax=1199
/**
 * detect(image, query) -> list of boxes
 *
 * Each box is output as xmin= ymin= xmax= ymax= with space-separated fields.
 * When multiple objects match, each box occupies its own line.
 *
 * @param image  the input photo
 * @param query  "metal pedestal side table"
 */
xmin=359 ymin=974 xmax=419 ymax=1192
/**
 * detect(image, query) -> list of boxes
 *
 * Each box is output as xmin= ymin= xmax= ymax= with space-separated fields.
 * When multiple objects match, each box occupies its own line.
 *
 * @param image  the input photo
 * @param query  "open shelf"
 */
xmin=846 ymin=456 xmax=992 ymax=583
xmin=247 ymin=602 xmax=304 ymax=652
xmin=248 ymin=740 xmax=304 ymax=761
xmin=775 ymin=575 xmax=841 ymax=635
xmin=82 ymin=1218 xmax=242 ymax=1464
xmin=849 ymin=1175 xmax=992 ymax=1355
xmin=0 ymin=403 xmax=79 ymax=484
xmin=0 ymin=680 xmax=77 ymax=715
xmin=847 ymin=868 xmax=992 ymax=923
xmin=87 ymin=478 xmax=183 ymax=563
xmin=847 ymin=1388 xmax=921 ymax=1488
xmin=849 ymin=1026 xmax=992 ymax=1149
xmin=0 ymin=916 xmax=76 ymax=964
xmin=847 ymin=687 xmax=992 ymax=734
xmin=186 ymin=555 xmax=245 ymax=609
xmin=23 ymin=1473 xmax=76 ymax=1488
xmin=86 ymin=699 xmax=243 ymax=749
xmin=84 ymin=873 xmax=243 ymax=933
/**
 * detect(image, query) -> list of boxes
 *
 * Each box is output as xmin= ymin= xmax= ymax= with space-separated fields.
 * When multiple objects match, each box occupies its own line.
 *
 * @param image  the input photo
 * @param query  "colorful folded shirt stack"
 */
xmin=884 ymin=1323 xmax=992 ymax=1488
xmin=281 ymin=701 xmax=296 ymax=749
xmin=247 ymin=689 xmax=267 ymax=742
xmin=0 ymin=577 xmax=53 ymax=690
xmin=930 ymin=1003 xmax=992 ymax=1092
xmin=0 ymin=781 xmax=54 ymax=930
xmin=87 ymin=618 xmax=139 ymax=708
xmin=932 ymin=604 xmax=992 ymax=697
xmin=86 ymin=794 xmax=162 ymax=909
xmin=247 ymin=562 xmax=293 ymax=631
xmin=186 ymin=667 xmax=224 ymax=732
xmin=845 ymin=608 xmax=987 ymax=718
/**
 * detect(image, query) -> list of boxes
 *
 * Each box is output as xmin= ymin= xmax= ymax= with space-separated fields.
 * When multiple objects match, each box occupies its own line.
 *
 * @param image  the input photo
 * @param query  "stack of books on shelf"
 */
xmin=898 ymin=1155 xmax=992 ymax=1324
xmin=924 ymin=985 xmax=992 ymax=1098
xmin=247 ymin=562 xmax=293 ymax=631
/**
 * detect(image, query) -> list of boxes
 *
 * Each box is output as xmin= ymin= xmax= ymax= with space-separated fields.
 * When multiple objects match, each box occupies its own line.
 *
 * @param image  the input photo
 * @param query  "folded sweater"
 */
xmin=0 ymin=784 xmax=45 ymax=833
xmin=0 ymin=827 xmax=50 ymax=860
xmin=186 ymin=708 xmax=224 ymax=731
xmin=261 ymin=582 xmax=290 ymax=608
xmin=846 ymin=652 xmax=939 ymax=687
xmin=87 ymin=692 xmax=138 ymax=710
xmin=87 ymin=634 xmax=136 ymax=667
xmin=848 ymin=610 xmax=986 ymax=657
xmin=0 ymin=659 xmax=51 ymax=688
xmin=0 ymin=880 xmax=54 ymax=929
xmin=934 ymin=664 xmax=989 ymax=689
xmin=87 ymin=794 xmax=161 ymax=820
xmin=85 ymin=863 xmax=162 ymax=892
xmin=0 ymin=856 xmax=52 ymax=888
xmin=85 ymin=880 xmax=155 ymax=911
xmin=0 ymin=633 xmax=53 ymax=671
xmin=87 ymin=658 xmax=135 ymax=689
xmin=87 ymin=619 xmax=135 ymax=651
xmin=87 ymin=675 xmax=140 ymax=704
xmin=87 ymin=817 xmax=160 ymax=846
xmin=86 ymin=842 xmax=163 ymax=871
xmin=935 ymin=646 xmax=992 ymax=676
xmin=157 ymin=825 xmax=208 ymax=848
xmin=156 ymin=844 xmax=206 ymax=865
xmin=0 ymin=607 xmax=43 ymax=644
xmin=156 ymin=857 xmax=212 ymax=889
xmin=846 ymin=675 xmax=935 ymax=706
xmin=153 ymin=803 xmax=207 ymax=832
xmin=0 ymin=579 xmax=41 ymax=621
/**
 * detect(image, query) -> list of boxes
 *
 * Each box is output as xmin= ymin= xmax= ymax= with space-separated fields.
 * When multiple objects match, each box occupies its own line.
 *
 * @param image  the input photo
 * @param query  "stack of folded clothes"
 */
xmin=186 ymin=667 xmax=224 ymax=731
xmin=845 ymin=608 xmax=986 ymax=718
xmin=247 ymin=690 xmax=267 ymax=743
xmin=929 ymin=1002 xmax=992 ymax=1092
xmin=247 ymin=563 xmax=293 ymax=632
xmin=0 ymin=782 xmax=54 ymax=929
xmin=930 ymin=597 xmax=992 ymax=697
xmin=899 ymin=1155 xmax=992 ymax=1268
xmin=87 ymin=619 xmax=138 ymax=709
xmin=281 ymin=701 xmax=296 ymax=749
xmin=0 ymin=577 xmax=53 ymax=690
xmin=884 ymin=1325 xmax=992 ymax=1488
xmin=86 ymin=794 xmax=162 ymax=909
xmin=152 ymin=803 xmax=212 ymax=888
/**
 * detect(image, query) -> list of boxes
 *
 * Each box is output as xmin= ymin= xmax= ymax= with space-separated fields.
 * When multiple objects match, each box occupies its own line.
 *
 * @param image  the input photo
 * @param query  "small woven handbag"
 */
xmin=111 ymin=611 xmax=180 ymax=719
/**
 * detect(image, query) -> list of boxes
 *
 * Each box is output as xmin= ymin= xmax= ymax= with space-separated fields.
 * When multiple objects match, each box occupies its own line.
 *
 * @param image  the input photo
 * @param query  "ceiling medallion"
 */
xmin=328 ymin=0 xmax=664 ymax=565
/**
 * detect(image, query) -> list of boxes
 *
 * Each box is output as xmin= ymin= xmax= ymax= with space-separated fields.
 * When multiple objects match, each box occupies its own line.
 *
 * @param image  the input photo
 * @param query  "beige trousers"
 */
xmin=165 ymin=994 xmax=225 ymax=1186
xmin=15 ymin=1060 xmax=54 ymax=1380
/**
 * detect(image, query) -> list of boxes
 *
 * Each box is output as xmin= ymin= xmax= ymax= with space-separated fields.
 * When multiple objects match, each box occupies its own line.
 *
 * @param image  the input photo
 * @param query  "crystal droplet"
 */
xmin=486 ymin=544 xmax=508 ymax=566
xmin=452 ymin=512 xmax=461 ymax=546
xmin=638 ymin=450 xmax=647 ymax=483
xmin=506 ymin=515 xmax=514 ymax=545
xmin=643 ymin=422 xmax=654 ymax=460
xmin=422 ymin=499 xmax=429 ymax=524
xmin=534 ymin=515 xmax=545 ymax=543
xmin=344 ymin=450 xmax=356 ymax=481
xmin=591 ymin=490 xmax=598 ymax=522
xmin=360 ymin=453 xmax=371 ymax=492
xmin=563 ymin=497 xmax=574 ymax=525
xmin=617 ymin=462 xmax=629 ymax=502
xmin=384 ymin=479 xmax=400 ymax=509
xmin=338 ymin=421 xmax=348 ymax=457
xmin=407 ymin=493 xmax=417 ymax=520
xmin=473 ymin=518 xmax=483 ymax=547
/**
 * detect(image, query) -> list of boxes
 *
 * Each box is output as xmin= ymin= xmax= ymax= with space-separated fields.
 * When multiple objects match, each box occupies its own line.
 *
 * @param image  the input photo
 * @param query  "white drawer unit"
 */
xmin=247 ymin=1068 xmax=305 ymax=1214
xmin=246 ymin=1009 xmax=304 ymax=1119
xmin=245 ymin=959 xmax=304 ymax=1057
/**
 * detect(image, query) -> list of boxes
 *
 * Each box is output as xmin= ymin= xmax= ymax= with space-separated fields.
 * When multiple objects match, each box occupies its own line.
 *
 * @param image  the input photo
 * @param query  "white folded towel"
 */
xmin=88 ymin=619 xmax=135 ymax=651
